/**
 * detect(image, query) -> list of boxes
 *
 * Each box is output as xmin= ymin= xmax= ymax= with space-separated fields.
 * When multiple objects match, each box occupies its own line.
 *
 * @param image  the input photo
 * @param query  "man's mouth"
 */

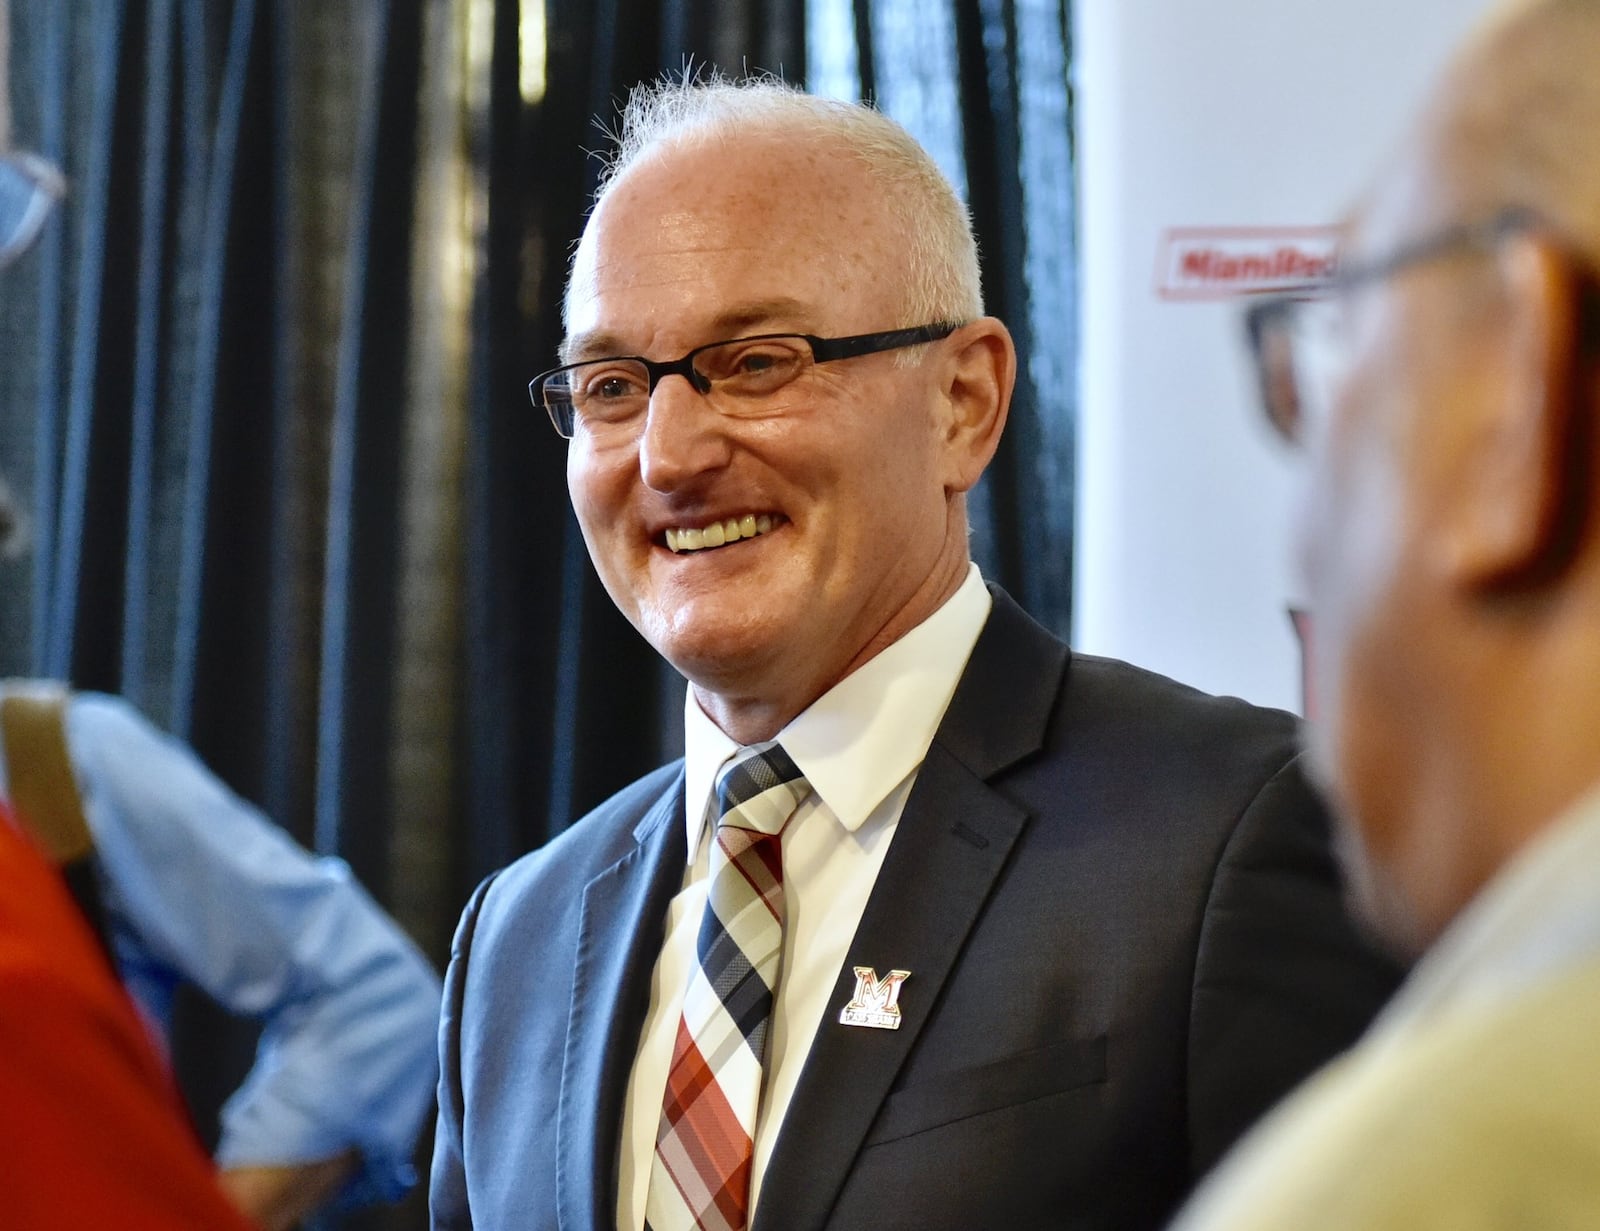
xmin=664 ymin=514 xmax=779 ymax=554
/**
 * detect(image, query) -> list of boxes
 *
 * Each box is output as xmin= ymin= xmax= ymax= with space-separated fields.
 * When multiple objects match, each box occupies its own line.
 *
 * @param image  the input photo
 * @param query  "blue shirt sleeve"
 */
xmin=61 ymin=693 xmax=443 ymax=1208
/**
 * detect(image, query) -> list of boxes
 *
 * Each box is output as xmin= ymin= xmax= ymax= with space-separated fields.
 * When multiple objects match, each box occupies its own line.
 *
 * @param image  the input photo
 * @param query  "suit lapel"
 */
xmin=754 ymin=590 xmax=1070 ymax=1230
xmin=556 ymin=773 xmax=688 ymax=1231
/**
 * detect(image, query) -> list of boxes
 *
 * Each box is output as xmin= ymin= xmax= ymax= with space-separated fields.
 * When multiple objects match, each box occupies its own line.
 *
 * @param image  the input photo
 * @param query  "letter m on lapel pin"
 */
xmin=839 ymin=967 xmax=911 ymax=1030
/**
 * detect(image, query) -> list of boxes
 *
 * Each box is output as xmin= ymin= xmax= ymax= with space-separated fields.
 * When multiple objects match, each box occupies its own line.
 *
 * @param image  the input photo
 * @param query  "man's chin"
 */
xmin=1330 ymin=813 xmax=1429 ymax=964
xmin=658 ymin=632 xmax=785 ymax=705
xmin=1298 ymin=739 xmax=1422 ymax=961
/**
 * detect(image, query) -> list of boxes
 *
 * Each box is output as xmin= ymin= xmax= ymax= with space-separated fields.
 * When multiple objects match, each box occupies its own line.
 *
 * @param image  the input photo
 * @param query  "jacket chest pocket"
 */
xmin=864 ymin=1034 xmax=1108 ymax=1146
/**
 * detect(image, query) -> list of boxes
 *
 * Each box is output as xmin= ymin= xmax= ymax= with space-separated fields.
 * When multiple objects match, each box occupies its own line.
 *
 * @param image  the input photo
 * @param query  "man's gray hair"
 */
xmin=577 ymin=74 xmax=985 ymax=328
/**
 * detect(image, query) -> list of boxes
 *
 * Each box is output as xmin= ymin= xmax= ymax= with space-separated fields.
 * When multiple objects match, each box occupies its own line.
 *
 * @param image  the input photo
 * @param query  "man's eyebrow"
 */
xmin=559 ymin=299 xmax=820 ymax=365
xmin=712 ymin=299 xmax=817 ymax=334
xmin=560 ymin=333 xmax=626 ymax=365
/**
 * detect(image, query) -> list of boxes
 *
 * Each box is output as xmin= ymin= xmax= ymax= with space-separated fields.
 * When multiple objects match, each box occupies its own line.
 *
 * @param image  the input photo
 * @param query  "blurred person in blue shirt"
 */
xmin=0 ymin=689 xmax=445 ymax=1227
xmin=0 ymin=4 xmax=442 ymax=1223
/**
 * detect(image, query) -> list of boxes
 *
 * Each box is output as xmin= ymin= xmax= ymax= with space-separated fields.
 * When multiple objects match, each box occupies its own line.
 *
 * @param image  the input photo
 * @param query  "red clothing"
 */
xmin=0 ymin=805 xmax=255 ymax=1229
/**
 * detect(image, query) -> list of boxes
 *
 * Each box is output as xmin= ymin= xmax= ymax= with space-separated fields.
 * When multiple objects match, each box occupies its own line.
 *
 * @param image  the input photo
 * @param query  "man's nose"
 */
xmin=638 ymin=373 xmax=733 ymax=493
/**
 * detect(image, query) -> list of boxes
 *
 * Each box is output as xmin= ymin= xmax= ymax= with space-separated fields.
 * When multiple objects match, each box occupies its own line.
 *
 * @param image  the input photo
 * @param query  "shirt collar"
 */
xmin=682 ymin=563 xmax=992 ymax=855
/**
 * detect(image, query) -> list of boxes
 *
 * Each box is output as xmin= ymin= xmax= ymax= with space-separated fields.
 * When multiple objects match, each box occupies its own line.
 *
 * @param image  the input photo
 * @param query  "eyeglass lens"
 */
xmin=1258 ymin=298 xmax=1348 ymax=445
xmin=546 ymin=336 xmax=817 ymax=437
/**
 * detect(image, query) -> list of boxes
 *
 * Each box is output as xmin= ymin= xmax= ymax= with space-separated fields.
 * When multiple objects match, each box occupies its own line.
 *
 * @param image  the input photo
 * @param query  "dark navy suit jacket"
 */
xmin=431 ymin=588 xmax=1401 ymax=1230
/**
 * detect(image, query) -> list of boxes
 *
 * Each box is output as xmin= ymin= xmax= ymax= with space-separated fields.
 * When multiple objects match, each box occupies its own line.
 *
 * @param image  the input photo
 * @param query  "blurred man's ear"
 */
xmin=1437 ymin=233 xmax=1592 ymax=592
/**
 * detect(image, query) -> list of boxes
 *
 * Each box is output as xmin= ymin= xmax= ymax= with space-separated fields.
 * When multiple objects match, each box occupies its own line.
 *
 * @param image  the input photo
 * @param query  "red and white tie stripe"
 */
xmin=645 ymin=742 xmax=810 ymax=1231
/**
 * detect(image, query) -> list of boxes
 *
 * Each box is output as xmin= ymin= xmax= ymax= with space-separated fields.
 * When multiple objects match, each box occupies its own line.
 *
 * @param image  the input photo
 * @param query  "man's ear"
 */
xmin=1440 ymin=232 xmax=1592 ymax=592
xmin=937 ymin=317 xmax=1016 ymax=495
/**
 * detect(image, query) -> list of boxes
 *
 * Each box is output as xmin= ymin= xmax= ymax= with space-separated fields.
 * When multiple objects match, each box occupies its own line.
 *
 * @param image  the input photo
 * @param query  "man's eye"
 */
xmin=576 ymin=367 xmax=646 ymax=402
xmin=706 ymin=343 xmax=804 ymax=385
xmin=594 ymin=377 xmax=636 ymax=399
xmin=733 ymin=349 xmax=784 ymax=374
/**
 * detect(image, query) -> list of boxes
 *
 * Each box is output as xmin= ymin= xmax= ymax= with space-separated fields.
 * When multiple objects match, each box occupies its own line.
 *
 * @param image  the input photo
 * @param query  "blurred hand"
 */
xmin=216 ymin=1151 xmax=358 ymax=1231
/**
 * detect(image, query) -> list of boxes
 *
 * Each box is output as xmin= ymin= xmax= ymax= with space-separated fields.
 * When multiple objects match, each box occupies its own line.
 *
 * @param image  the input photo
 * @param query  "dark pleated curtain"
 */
xmin=835 ymin=0 xmax=1077 ymax=635
xmin=0 ymin=1 xmax=1071 ymax=1228
xmin=3 ymin=1 xmax=432 ymax=1227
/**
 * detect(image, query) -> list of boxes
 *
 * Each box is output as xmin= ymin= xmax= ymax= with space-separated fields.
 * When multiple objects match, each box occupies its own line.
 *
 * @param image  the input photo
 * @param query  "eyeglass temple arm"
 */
xmin=809 ymin=322 xmax=961 ymax=362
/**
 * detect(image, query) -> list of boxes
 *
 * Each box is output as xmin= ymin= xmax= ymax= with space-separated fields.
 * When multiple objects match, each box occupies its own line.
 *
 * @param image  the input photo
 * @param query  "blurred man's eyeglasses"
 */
xmin=1243 ymin=208 xmax=1542 ymax=446
xmin=530 ymin=321 xmax=965 ymax=441
xmin=0 ymin=149 xmax=64 ymax=271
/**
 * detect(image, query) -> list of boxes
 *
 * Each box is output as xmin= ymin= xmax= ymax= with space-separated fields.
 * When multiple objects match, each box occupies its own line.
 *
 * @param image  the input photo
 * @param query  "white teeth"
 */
xmin=664 ymin=514 xmax=780 ymax=553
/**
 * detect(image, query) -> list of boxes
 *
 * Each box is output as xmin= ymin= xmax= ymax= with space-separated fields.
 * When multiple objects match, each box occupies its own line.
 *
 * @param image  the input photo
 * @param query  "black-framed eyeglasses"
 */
xmin=1243 ymin=208 xmax=1542 ymax=445
xmin=529 ymin=320 xmax=966 ymax=440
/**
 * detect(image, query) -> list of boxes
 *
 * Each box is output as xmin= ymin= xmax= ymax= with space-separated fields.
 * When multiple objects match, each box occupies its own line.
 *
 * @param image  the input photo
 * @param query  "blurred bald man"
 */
xmin=1173 ymin=2 xmax=1600 ymax=1226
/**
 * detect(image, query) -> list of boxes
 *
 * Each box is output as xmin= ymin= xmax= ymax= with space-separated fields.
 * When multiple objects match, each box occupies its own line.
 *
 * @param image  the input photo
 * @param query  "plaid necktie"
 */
xmin=645 ymin=742 xmax=810 ymax=1231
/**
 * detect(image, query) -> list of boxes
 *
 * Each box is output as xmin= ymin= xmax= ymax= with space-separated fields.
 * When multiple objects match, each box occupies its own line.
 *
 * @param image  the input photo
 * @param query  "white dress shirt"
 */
xmin=617 ymin=564 xmax=993 ymax=1229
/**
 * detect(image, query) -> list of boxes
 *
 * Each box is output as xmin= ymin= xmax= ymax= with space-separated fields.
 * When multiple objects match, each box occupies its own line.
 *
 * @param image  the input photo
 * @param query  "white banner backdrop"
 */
xmin=1071 ymin=0 xmax=1500 ymax=714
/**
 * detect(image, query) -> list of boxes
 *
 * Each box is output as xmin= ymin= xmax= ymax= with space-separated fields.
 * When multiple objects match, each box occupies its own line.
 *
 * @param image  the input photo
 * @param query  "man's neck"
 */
xmin=689 ymin=555 xmax=976 ymax=745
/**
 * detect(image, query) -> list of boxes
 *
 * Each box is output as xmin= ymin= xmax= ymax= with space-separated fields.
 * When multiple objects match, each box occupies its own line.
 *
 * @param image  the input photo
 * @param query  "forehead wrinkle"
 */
xmin=561 ymin=297 xmax=826 ymax=364
xmin=565 ymin=132 xmax=913 ymax=357
xmin=580 ymin=240 xmax=766 ymax=293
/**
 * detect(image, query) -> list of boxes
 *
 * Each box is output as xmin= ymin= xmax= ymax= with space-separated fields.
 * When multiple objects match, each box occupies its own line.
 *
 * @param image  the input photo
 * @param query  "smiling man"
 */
xmin=431 ymin=78 xmax=1400 ymax=1231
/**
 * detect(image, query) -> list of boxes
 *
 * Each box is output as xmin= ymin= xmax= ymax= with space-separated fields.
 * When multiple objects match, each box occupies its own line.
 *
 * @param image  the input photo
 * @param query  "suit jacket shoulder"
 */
xmin=472 ymin=759 xmax=685 ymax=939
xmin=433 ymin=759 xmax=687 ymax=1230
